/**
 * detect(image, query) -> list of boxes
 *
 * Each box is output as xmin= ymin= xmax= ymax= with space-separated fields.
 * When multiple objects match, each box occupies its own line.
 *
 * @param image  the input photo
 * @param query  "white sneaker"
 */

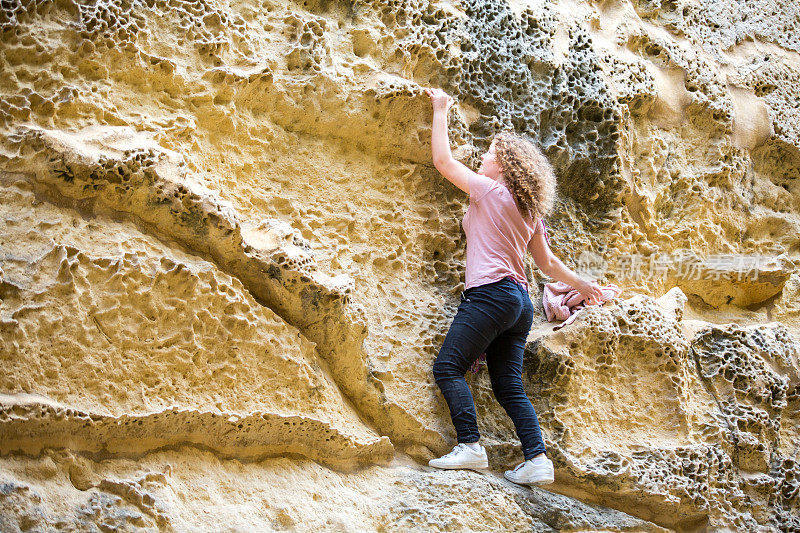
xmin=504 ymin=455 xmax=554 ymax=485
xmin=428 ymin=443 xmax=489 ymax=470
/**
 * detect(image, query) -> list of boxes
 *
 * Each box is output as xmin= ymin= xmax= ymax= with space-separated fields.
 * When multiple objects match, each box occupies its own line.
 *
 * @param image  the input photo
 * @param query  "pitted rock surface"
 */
xmin=1 ymin=0 xmax=799 ymax=530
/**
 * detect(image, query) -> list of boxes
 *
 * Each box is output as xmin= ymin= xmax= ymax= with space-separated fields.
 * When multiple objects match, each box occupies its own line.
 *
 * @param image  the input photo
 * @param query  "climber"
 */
xmin=423 ymin=87 xmax=604 ymax=486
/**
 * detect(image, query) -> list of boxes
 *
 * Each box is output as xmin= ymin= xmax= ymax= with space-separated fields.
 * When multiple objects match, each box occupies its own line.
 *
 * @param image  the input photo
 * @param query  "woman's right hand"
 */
xmin=424 ymin=87 xmax=454 ymax=113
xmin=575 ymin=279 xmax=604 ymax=305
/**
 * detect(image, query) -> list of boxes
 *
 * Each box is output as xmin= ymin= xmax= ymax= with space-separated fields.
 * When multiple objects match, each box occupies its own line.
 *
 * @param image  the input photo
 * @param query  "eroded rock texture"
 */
xmin=1 ymin=0 xmax=798 ymax=530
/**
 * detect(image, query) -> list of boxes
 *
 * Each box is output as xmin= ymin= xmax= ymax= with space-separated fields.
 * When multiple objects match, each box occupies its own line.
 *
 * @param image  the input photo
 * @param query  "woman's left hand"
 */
xmin=424 ymin=87 xmax=454 ymax=113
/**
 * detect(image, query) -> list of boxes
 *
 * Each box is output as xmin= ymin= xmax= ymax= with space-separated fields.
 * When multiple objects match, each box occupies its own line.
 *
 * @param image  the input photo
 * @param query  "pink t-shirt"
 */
xmin=463 ymin=173 xmax=544 ymax=290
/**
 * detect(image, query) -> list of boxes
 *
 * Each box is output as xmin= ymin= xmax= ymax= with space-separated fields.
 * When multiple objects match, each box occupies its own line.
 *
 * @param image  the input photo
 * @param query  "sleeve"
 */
xmin=468 ymin=173 xmax=496 ymax=203
xmin=533 ymin=217 xmax=551 ymax=245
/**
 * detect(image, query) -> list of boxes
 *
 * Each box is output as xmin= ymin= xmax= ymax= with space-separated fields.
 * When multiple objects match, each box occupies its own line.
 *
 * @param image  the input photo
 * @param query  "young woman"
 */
xmin=424 ymin=87 xmax=604 ymax=486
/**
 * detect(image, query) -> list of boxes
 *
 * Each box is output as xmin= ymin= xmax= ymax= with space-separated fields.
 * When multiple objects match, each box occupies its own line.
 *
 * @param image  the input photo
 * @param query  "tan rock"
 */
xmin=1 ymin=0 xmax=799 ymax=529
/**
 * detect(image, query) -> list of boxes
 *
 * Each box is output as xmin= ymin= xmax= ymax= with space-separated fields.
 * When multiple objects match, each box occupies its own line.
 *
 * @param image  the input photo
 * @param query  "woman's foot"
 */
xmin=428 ymin=443 xmax=489 ymax=470
xmin=504 ymin=454 xmax=554 ymax=485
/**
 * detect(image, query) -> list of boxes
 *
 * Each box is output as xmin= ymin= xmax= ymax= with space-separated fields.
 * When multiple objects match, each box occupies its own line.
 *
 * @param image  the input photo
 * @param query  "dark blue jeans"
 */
xmin=433 ymin=276 xmax=546 ymax=460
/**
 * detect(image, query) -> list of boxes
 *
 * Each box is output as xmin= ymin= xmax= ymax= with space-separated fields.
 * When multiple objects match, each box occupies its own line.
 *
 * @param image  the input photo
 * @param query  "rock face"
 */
xmin=0 ymin=0 xmax=798 ymax=531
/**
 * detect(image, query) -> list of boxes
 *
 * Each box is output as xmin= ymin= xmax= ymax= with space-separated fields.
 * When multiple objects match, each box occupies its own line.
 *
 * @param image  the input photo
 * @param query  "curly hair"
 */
xmin=493 ymin=130 xmax=558 ymax=223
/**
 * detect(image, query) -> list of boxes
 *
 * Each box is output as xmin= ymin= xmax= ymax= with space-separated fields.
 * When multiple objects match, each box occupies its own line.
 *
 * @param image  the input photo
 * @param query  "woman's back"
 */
xmin=463 ymin=173 xmax=541 ymax=290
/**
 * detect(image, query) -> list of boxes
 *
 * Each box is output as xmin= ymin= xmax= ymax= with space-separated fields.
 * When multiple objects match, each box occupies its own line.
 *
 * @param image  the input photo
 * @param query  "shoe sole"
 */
xmin=505 ymin=478 xmax=554 ymax=486
xmin=429 ymin=462 xmax=489 ymax=471
xmin=504 ymin=472 xmax=555 ymax=486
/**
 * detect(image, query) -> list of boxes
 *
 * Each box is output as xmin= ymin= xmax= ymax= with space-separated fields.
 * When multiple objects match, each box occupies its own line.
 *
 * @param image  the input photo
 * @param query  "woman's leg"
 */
xmin=433 ymin=281 xmax=521 ymax=444
xmin=484 ymin=288 xmax=547 ymax=460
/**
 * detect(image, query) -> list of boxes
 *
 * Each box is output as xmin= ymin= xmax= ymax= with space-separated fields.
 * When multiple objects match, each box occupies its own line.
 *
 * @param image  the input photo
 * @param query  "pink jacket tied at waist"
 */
xmin=543 ymin=280 xmax=622 ymax=331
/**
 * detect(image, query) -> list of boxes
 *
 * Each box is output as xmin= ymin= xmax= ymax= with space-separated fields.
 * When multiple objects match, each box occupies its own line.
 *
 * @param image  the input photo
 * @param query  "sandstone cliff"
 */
xmin=1 ymin=0 xmax=798 ymax=531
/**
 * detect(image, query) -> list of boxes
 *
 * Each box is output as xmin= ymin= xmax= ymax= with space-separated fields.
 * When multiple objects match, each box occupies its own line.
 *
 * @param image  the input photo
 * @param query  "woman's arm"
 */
xmin=528 ymin=232 xmax=604 ymax=303
xmin=424 ymin=87 xmax=475 ymax=194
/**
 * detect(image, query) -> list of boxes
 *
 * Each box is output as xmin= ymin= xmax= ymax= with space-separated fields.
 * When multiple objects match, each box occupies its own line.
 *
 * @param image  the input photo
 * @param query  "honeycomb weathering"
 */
xmin=1 ymin=0 xmax=799 ymax=530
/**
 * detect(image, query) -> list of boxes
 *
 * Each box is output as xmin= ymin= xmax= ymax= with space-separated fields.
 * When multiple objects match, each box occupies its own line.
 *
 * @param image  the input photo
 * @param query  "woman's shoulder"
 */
xmin=469 ymin=173 xmax=503 ymax=203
